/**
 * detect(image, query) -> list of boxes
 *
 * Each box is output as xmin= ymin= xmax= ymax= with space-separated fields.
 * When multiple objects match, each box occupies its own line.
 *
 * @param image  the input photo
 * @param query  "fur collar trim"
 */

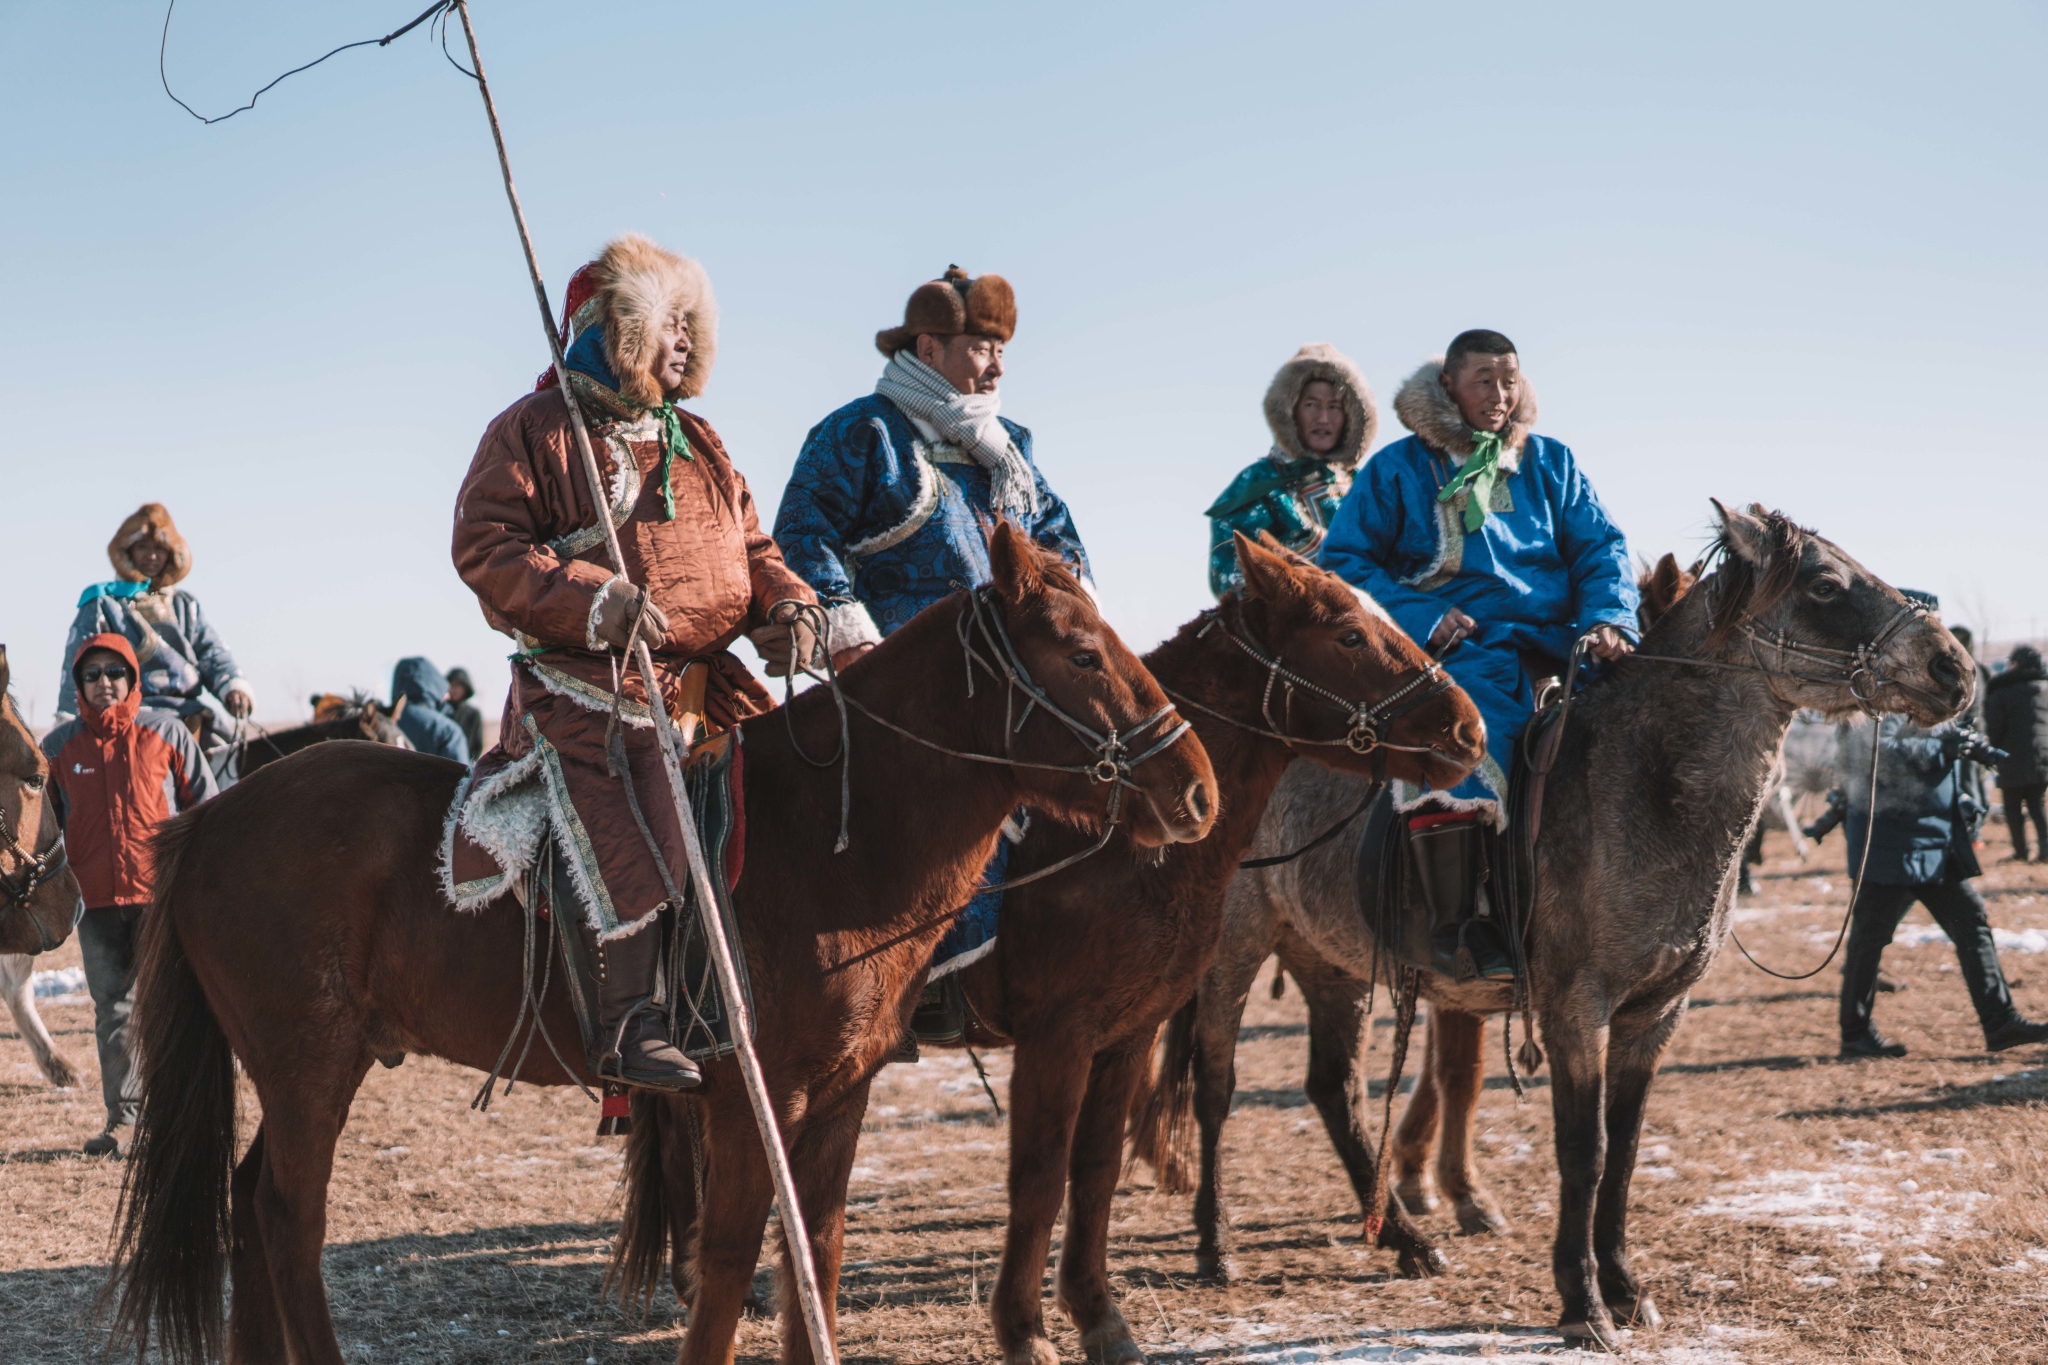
xmin=583 ymin=234 xmax=718 ymax=407
xmin=108 ymin=503 xmax=192 ymax=588
xmin=1264 ymin=344 xmax=1377 ymax=468
xmin=1392 ymin=359 xmax=1538 ymax=467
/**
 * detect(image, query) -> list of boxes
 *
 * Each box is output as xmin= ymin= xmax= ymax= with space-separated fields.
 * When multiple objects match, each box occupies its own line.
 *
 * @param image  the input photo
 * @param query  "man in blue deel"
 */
xmin=1320 ymin=329 xmax=1638 ymax=803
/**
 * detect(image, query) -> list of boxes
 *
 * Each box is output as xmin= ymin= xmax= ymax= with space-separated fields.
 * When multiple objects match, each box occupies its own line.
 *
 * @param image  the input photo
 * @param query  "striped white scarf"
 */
xmin=876 ymin=352 xmax=1039 ymax=521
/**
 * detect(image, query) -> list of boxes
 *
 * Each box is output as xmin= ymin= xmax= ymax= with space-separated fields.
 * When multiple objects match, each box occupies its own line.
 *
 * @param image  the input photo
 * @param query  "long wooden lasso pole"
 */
xmin=451 ymin=7 xmax=840 ymax=1361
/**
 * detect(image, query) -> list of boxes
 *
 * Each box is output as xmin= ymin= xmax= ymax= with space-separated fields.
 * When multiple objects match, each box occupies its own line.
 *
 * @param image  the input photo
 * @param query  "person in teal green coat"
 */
xmin=1206 ymin=343 xmax=1378 ymax=598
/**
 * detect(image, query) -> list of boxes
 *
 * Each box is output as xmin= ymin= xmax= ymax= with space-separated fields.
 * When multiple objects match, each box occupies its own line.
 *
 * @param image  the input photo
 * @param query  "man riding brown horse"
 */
xmin=445 ymin=234 xmax=824 ymax=1093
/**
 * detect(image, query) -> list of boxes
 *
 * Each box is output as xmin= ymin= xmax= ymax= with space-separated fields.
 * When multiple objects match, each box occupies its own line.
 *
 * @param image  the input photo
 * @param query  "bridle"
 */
xmin=1162 ymin=606 xmax=1455 ymax=759
xmin=0 ymin=794 xmax=67 ymax=954
xmin=1602 ymin=591 xmax=1938 ymax=981
xmin=1157 ymin=606 xmax=1459 ymax=871
xmin=782 ymin=586 xmax=1196 ymax=892
xmin=1630 ymin=598 xmax=1934 ymax=717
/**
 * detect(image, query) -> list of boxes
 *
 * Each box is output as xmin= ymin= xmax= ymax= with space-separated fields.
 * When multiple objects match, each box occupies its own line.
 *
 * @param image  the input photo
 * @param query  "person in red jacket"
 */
xmin=40 ymin=632 xmax=215 ymax=1154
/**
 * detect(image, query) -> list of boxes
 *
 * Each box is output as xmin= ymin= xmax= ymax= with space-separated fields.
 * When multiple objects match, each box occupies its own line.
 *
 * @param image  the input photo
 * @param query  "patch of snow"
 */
xmin=30 ymin=966 xmax=85 ymax=1000
xmin=1796 ymin=1274 xmax=1839 ymax=1288
xmin=1145 ymin=1322 xmax=1760 ymax=1362
xmin=1690 ymin=1156 xmax=1988 ymax=1252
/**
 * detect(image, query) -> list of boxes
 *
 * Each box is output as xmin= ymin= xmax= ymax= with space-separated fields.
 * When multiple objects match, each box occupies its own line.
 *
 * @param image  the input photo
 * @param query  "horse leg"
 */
xmin=1390 ymin=1008 xmax=1443 ymax=1215
xmin=993 ymin=1038 xmax=1093 ymax=1365
xmin=1543 ymin=991 xmax=1616 ymax=1348
xmin=1593 ymin=1004 xmax=1684 ymax=1330
xmin=1284 ymin=947 xmax=1441 ymax=1278
xmin=227 ymin=1124 xmax=287 ymax=1363
xmin=678 ymin=1100 xmax=776 ymax=1365
xmin=248 ymin=1066 xmax=370 ymax=1365
xmin=2 ymin=954 xmax=78 ymax=1087
xmin=774 ymin=1083 xmax=869 ymax=1365
xmin=1054 ymin=1047 xmax=1147 ymax=1365
xmin=1429 ymin=1009 xmax=1509 ymax=1235
xmin=1190 ymin=948 xmax=1265 ymax=1284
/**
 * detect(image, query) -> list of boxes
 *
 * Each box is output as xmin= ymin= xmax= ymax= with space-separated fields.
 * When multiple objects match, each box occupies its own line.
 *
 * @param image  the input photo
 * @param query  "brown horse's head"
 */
xmin=1698 ymin=500 xmax=1972 ymax=725
xmin=1227 ymin=533 xmax=1485 ymax=788
xmin=0 ymin=647 xmax=82 ymax=955
xmin=982 ymin=521 xmax=1217 ymax=847
xmin=1636 ymin=552 xmax=1696 ymax=632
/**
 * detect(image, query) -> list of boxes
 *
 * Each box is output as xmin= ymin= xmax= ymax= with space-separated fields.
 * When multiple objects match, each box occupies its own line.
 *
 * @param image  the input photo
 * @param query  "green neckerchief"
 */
xmin=1436 ymin=430 xmax=1504 ymax=533
xmin=653 ymin=402 xmax=694 ymax=521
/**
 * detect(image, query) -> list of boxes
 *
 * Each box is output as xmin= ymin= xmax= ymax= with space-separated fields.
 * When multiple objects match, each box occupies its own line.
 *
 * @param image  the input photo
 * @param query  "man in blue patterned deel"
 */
xmin=773 ymin=265 xmax=1093 ymax=995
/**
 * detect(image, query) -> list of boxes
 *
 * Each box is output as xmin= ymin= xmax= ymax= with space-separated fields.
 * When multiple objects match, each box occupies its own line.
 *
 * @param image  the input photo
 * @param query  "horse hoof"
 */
xmin=1396 ymin=1245 xmax=1446 ymax=1280
xmin=1082 ymin=1334 xmax=1147 ymax=1364
xmin=1558 ymin=1316 xmax=1623 ymax=1351
xmin=1194 ymin=1252 xmax=1237 ymax=1285
xmin=1611 ymin=1295 xmax=1663 ymax=1330
xmin=1002 ymin=1340 xmax=1061 ymax=1365
xmin=1394 ymin=1178 xmax=1439 ymax=1215
xmin=1454 ymin=1196 xmax=1510 ymax=1236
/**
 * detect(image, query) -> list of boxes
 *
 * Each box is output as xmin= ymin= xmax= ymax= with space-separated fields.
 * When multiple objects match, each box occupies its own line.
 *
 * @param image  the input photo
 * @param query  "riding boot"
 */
xmin=590 ymin=922 xmax=700 ymax=1092
xmin=1411 ymin=815 xmax=1515 ymax=983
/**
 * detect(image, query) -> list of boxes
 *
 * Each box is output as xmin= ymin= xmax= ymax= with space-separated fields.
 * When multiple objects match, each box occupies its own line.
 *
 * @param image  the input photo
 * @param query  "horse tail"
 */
xmin=100 ymin=806 xmax=235 ymax=1365
xmin=606 ymin=1090 xmax=675 ymax=1312
xmin=1128 ymin=994 xmax=1200 ymax=1196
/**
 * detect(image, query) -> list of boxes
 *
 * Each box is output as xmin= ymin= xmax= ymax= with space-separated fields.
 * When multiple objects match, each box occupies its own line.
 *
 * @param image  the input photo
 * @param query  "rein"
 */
xmin=1150 ymin=607 xmax=1451 ymax=871
xmin=786 ymin=586 xmax=1196 ymax=895
xmin=0 ymin=801 xmax=66 ymax=954
xmin=1168 ymin=607 xmax=1454 ymax=759
xmin=1611 ymin=599 xmax=1928 ymax=979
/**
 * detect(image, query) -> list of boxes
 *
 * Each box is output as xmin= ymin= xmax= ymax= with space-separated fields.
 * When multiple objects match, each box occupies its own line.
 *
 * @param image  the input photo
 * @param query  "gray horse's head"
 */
xmin=1692 ymin=500 xmax=1971 ymax=726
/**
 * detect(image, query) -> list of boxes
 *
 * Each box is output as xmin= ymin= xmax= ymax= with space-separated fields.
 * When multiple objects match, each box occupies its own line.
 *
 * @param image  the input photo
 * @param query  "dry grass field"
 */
xmin=4 ymin=823 xmax=2046 ymax=1363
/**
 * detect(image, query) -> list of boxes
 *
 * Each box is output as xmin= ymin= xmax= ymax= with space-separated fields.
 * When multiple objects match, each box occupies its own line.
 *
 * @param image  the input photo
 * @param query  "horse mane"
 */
xmin=1698 ymin=505 xmax=1815 ymax=649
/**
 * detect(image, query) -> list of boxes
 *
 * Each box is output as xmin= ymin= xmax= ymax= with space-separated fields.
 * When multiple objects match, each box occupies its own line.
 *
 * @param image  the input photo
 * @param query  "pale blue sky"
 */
xmin=4 ymin=2 xmax=2044 ymax=727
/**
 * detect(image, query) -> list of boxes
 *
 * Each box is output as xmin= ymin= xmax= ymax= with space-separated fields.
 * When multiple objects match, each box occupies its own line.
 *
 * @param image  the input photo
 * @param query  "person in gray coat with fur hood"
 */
xmin=57 ymin=503 xmax=253 ymax=744
xmin=1205 ymin=344 xmax=1377 ymax=598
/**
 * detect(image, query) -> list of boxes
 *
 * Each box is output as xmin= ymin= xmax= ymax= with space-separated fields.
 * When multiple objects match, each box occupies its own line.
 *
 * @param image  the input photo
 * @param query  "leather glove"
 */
xmin=750 ymin=602 xmax=823 ymax=678
xmin=594 ymin=584 xmax=671 ymax=651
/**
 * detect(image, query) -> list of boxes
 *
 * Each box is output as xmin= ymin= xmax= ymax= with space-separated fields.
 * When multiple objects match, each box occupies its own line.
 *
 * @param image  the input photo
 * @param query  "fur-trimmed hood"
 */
xmin=1392 ymin=358 xmax=1539 ymax=465
xmin=572 ymin=234 xmax=718 ymax=406
xmin=1263 ymin=343 xmax=1377 ymax=468
xmin=108 ymin=503 xmax=192 ymax=589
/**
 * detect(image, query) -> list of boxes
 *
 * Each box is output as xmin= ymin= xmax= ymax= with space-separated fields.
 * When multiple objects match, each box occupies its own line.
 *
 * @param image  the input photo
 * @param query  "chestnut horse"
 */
xmin=1143 ymin=504 xmax=1973 ymax=1345
xmin=609 ymin=535 xmax=1486 ymax=1365
xmin=209 ymin=693 xmax=411 ymax=786
xmin=0 ymin=643 xmax=86 ymax=984
xmin=104 ymin=524 xmax=1214 ymax=1365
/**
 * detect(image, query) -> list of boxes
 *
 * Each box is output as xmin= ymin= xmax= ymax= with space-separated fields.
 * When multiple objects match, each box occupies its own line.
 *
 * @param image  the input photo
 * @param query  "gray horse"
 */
xmin=1135 ymin=502 xmax=1972 ymax=1347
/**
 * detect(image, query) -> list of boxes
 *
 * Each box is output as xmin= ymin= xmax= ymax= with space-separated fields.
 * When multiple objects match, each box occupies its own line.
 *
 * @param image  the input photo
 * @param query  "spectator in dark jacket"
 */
xmin=1985 ymin=643 xmax=2048 ymax=861
xmin=443 ymin=666 xmax=487 ymax=761
xmin=389 ymin=656 xmax=469 ymax=764
xmin=41 ymin=633 xmax=215 ymax=1153
xmin=1820 ymin=706 xmax=2048 ymax=1059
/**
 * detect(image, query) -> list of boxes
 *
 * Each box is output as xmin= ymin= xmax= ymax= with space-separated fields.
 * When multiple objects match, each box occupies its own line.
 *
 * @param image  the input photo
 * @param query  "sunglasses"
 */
xmin=78 ymin=665 xmax=132 ymax=684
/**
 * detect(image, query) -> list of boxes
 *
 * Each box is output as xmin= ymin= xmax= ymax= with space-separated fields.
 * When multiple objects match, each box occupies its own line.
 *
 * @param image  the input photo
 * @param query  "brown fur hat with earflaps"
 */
xmin=1263 ymin=344 xmax=1377 ymax=468
xmin=875 ymin=265 xmax=1017 ymax=357
xmin=108 ymin=503 xmax=192 ymax=589
xmin=579 ymin=233 xmax=718 ymax=406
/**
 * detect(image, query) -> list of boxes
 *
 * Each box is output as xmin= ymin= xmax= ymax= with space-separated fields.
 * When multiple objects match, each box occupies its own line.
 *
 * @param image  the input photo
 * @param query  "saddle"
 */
xmin=1351 ymin=702 xmax=1552 ymax=985
xmin=545 ymin=732 xmax=756 ymax=1069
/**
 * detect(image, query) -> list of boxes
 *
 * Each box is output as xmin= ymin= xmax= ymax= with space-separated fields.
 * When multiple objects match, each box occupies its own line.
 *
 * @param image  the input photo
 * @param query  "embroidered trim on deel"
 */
xmin=847 ymin=419 xmax=941 ymax=562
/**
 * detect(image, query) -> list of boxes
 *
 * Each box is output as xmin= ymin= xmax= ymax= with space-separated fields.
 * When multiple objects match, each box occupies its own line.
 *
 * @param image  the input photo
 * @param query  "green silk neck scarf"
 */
xmin=1437 ymin=430 xmax=1504 ymax=533
xmin=652 ymin=403 xmax=694 ymax=521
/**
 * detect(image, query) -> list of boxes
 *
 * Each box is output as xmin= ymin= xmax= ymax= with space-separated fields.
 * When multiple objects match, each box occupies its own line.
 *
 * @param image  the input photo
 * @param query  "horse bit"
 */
xmin=791 ymin=585 xmax=1196 ymax=892
xmin=0 ymin=793 xmax=67 ymax=954
xmin=1166 ymin=606 xmax=1455 ymax=759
